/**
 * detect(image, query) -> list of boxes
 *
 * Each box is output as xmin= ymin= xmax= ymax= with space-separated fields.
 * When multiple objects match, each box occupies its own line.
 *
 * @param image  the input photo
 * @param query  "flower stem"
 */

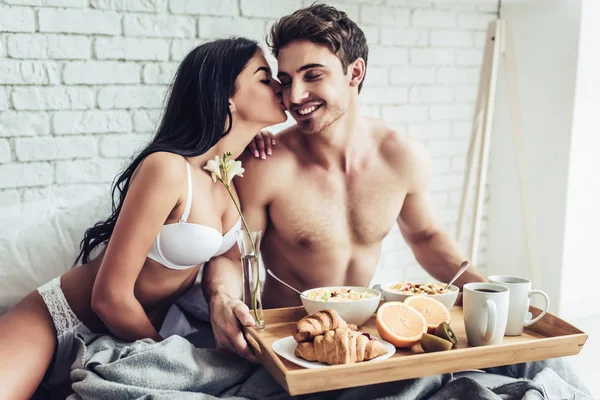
xmin=223 ymin=182 xmax=262 ymax=325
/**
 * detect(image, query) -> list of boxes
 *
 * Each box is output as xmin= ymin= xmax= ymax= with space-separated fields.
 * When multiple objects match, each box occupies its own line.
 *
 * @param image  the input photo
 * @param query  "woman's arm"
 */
xmin=91 ymin=152 xmax=185 ymax=342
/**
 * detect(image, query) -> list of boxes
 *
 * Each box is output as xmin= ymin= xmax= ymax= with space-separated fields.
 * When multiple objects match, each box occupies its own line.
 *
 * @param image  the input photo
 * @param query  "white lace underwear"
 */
xmin=37 ymin=277 xmax=81 ymax=337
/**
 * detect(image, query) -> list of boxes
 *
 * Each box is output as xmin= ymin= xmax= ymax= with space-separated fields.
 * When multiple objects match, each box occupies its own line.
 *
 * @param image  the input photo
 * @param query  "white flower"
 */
xmin=203 ymin=156 xmax=221 ymax=182
xmin=202 ymin=152 xmax=260 ymax=325
xmin=202 ymin=153 xmax=245 ymax=186
xmin=224 ymin=159 xmax=245 ymax=186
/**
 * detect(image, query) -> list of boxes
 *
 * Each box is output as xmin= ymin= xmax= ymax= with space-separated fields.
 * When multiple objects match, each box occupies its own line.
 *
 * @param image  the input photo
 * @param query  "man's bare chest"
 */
xmin=268 ymin=167 xmax=406 ymax=249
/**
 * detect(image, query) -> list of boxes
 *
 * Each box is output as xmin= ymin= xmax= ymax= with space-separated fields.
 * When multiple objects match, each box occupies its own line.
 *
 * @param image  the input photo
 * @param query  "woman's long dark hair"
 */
xmin=75 ymin=37 xmax=259 ymax=265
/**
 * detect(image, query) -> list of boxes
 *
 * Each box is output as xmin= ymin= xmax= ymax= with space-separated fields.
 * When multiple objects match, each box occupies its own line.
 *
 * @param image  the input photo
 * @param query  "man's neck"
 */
xmin=305 ymin=101 xmax=371 ymax=172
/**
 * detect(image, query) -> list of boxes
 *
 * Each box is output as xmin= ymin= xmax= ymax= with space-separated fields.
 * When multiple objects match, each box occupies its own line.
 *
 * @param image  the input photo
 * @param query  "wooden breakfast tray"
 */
xmin=244 ymin=303 xmax=587 ymax=396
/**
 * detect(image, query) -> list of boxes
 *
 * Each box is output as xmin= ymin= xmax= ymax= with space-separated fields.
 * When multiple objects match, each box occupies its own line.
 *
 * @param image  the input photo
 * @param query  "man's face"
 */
xmin=277 ymin=41 xmax=350 ymax=135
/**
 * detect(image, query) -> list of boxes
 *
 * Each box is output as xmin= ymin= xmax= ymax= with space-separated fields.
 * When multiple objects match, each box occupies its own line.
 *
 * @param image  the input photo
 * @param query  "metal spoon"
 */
xmin=267 ymin=269 xmax=307 ymax=298
xmin=445 ymin=261 xmax=470 ymax=290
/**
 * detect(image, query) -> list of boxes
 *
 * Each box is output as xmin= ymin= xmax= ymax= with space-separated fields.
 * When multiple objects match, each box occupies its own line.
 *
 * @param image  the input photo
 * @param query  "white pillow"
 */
xmin=0 ymin=195 xmax=111 ymax=315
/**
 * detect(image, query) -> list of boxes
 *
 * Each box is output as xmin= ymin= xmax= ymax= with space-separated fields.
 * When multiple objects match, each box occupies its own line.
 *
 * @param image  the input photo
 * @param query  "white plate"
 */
xmin=272 ymin=335 xmax=397 ymax=369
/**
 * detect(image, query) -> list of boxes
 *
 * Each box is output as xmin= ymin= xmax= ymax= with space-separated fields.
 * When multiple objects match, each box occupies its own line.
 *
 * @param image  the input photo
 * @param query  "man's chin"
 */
xmin=296 ymin=119 xmax=320 ymax=135
xmin=297 ymin=107 xmax=345 ymax=135
xmin=298 ymin=116 xmax=337 ymax=135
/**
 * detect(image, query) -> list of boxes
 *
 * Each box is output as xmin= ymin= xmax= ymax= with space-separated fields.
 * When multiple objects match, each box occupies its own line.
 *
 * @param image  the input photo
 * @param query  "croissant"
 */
xmin=294 ymin=328 xmax=388 ymax=365
xmin=293 ymin=309 xmax=348 ymax=343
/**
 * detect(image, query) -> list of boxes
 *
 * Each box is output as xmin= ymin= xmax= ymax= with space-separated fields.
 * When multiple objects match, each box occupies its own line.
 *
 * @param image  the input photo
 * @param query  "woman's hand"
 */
xmin=247 ymin=130 xmax=276 ymax=159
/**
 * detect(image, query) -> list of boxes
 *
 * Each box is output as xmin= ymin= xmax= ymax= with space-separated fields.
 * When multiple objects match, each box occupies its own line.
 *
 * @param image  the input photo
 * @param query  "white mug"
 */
xmin=463 ymin=283 xmax=509 ymax=346
xmin=488 ymin=275 xmax=550 ymax=336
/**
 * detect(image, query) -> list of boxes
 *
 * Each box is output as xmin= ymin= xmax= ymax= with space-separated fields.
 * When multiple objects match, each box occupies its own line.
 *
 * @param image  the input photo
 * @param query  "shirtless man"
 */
xmin=202 ymin=3 xmax=486 ymax=362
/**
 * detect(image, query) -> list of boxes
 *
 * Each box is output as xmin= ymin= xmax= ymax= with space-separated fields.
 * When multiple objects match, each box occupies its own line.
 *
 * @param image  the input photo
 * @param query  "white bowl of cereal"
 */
xmin=380 ymin=281 xmax=459 ymax=309
xmin=300 ymin=286 xmax=381 ymax=326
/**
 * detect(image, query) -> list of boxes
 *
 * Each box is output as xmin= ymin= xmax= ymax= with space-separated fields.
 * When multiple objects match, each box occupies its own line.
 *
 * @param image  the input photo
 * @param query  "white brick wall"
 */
xmin=38 ymin=8 xmax=121 ymax=35
xmin=0 ymin=6 xmax=35 ymax=32
xmin=94 ymin=37 xmax=170 ymax=61
xmin=0 ymin=139 xmax=10 ymax=163
xmin=12 ymin=86 xmax=95 ymax=110
xmin=7 ymin=34 xmax=91 ymax=59
xmin=361 ymin=6 xmax=409 ymax=26
xmin=0 ymin=111 xmax=50 ymax=136
xmin=0 ymin=61 xmax=60 ymax=84
xmin=62 ymin=61 xmax=141 ymax=84
xmin=99 ymin=133 xmax=151 ymax=158
xmin=90 ymin=0 xmax=167 ymax=13
xmin=6 ymin=1 xmax=88 ymax=7
xmin=170 ymin=0 xmax=237 ymax=16
xmin=123 ymin=14 xmax=196 ymax=37
xmin=0 ymin=88 xmax=7 ymax=110
xmin=0 ymin=0 xmax=496 ymax=282
xmin=14 ymin=135 xmax=97 ymax=161
xmin=97 ymin=86 xmax=167 ymax=109
xmin=52 ymin=110 xmax=132 ymax=134
xmin=142 ymin=62 xmax=178 ymax=84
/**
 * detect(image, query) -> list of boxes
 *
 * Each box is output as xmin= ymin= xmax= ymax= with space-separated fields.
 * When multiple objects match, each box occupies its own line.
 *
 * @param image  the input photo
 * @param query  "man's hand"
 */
xmin=246 ymin=130 xmax=276 ymax=159
xmin=209 ymin=291 xmax=261 ymax=363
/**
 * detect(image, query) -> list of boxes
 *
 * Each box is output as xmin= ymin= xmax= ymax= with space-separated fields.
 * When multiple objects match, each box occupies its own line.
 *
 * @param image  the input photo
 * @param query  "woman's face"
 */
xmin=230 ymin=51 xmax=287 ymax=127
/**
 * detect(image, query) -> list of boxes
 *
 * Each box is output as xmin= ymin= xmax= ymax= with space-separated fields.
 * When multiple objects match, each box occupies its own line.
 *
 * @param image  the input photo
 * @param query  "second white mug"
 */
xmin=488 ymin=275 xmax=550 ymax=336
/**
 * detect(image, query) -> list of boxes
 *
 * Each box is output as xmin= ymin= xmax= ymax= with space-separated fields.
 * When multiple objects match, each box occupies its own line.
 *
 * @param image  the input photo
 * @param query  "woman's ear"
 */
xmin=348 ymin=58 xmax=366 ymax=89
xmin=228 ymin=100 xmax=236 ymax=114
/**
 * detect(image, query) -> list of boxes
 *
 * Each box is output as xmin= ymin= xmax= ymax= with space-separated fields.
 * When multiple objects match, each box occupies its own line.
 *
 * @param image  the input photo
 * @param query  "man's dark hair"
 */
xmin=267 ymin=2 xmax=368 ymax=92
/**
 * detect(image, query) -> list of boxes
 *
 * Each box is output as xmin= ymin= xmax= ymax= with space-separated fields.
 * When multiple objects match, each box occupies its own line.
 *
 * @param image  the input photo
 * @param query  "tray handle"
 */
xmin=244 ymin=330 xmax=263 ymax=358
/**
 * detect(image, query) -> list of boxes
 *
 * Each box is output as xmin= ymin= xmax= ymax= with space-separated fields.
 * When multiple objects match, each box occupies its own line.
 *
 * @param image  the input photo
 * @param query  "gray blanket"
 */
xmin=67 ymin=331 xmax=594 ymax=400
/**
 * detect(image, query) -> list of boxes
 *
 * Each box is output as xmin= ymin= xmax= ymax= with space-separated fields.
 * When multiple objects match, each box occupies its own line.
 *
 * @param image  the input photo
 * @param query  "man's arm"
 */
xmin=201 ymin=153 xmax=272 ymax=361
xmin=202 ymin=245 xmax=244 ymax=303
xmin=396 ymin=138 xmax=486 ymax=288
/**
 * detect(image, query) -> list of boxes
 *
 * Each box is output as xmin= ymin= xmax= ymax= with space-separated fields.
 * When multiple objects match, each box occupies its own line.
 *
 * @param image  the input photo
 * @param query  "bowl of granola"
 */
xmin=380 ymin=281 xmax=459 ymax=309
xmin=300 ymin=286 xmax=381 ymax=326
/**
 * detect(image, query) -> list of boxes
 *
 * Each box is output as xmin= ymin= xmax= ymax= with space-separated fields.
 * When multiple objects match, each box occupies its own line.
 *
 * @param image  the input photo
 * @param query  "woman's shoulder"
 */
xmin=133 ymin=151 xmax=188 ymax=186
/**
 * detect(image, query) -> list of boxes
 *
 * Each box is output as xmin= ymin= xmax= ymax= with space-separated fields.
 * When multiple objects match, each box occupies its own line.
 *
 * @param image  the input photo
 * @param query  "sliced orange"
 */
xmin=404 ymin=296 xmax=450 ymax=333
xmin=375 ymin=301 xmax=427 ymax=348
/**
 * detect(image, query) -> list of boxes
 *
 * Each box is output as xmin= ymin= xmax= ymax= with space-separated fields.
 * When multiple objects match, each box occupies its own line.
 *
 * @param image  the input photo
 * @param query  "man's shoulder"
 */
xmin=236 ymin=126 xmax=301 ymax=189
xmin=272 ymin=124 xmax=306 ymax=155
xmin=365 ymin=118 xmax=424 ymax=161
xmin=367 ymin=117 xmax=431 ymax=184
xmin=244 ymin=128 xmax=295 ymax=164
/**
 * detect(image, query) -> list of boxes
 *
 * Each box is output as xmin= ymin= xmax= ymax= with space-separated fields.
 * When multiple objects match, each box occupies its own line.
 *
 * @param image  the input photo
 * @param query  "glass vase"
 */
xmin=236 ymin=230 xmax=265 ymax=330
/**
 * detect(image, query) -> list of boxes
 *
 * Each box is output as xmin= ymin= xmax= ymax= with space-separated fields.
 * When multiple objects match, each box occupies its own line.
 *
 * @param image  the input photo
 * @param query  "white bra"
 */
xmin=146 ymin=161 xmax=241 ymax=270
